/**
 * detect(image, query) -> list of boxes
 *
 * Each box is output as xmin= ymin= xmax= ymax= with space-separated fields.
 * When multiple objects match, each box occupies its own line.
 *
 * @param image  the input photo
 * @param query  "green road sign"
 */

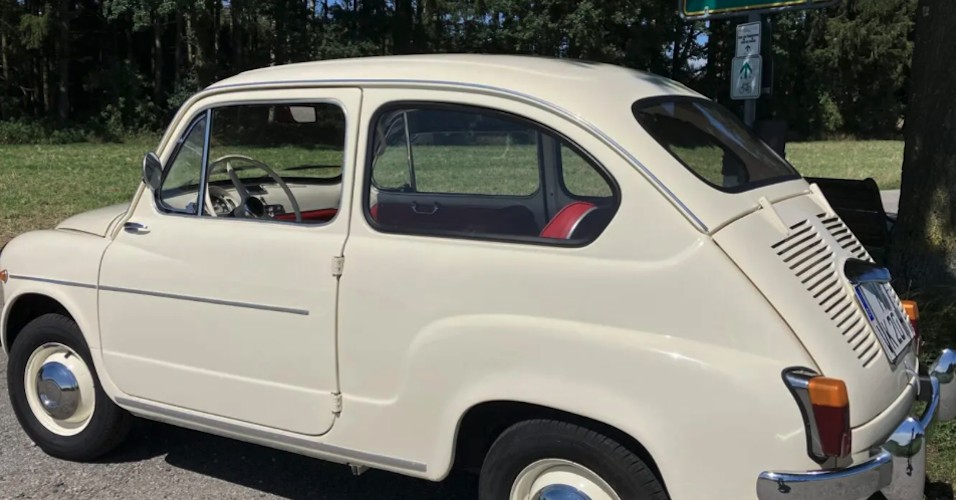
xmin=680 ymin=0 xmax=834 ymax=19
xmin=731 ymin=56 xmax=761 ymax=100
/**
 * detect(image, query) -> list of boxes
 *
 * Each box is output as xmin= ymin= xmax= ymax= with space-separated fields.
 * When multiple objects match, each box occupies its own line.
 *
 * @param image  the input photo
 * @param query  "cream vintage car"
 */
xmin=1 ymin=54 xmax=954 ymax=500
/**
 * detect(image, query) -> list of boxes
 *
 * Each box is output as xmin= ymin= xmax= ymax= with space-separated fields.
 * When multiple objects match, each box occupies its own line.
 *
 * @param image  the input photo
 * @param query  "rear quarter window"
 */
xmin=633 ymin=97 xmax=799 ymax=192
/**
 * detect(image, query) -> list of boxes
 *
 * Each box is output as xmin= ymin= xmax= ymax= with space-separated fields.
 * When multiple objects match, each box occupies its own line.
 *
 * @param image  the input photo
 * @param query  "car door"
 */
xmin=98 ymin=88 xmax=361 ymax=436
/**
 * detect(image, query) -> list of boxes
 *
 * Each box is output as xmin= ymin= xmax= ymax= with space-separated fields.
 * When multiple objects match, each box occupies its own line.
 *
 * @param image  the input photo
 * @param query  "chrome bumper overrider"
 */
xmin=757 ymin=348 xmax=956 ymax=500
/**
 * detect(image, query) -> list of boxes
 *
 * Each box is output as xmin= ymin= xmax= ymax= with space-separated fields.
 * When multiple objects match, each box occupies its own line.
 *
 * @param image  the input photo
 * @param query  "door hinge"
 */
xmin=332 ymin=392 xmax=343 ymax=415
xmin=331 ymin=256 xmax=345 ymax=277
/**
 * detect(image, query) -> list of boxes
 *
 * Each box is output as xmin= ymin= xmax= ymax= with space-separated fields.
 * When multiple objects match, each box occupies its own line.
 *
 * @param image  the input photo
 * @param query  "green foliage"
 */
xmin=0 ymin=120 xmax=95 ymax=145
xmin=0 ymin=0 xmax=920 ymax=140
xmin=0 ymin=120 xmax=45 ymax=144
xmin=810 ymin=0 xmax=915 ymax=137
xmin=18 ymin=12 xmax=50 ymax=50
xmin=815 ymin=92 xmax=844 ymax=134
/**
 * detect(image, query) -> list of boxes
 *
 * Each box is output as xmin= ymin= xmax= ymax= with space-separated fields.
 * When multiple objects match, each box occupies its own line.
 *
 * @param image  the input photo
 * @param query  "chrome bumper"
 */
xmin=757 ymin=348 xmax=956 ymax=500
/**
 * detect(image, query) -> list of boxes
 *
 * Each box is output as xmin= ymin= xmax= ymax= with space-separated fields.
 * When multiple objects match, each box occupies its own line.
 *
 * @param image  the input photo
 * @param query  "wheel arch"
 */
xmin=452 ymin=400 xmax=667 ymax=493
xmin=3 ymin=293 xmax=75 ymax=353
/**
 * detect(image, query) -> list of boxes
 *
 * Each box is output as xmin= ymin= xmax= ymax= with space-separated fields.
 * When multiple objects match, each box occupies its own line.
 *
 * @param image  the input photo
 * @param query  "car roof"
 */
xmin=207 ymin=53 xmax=700 ymax=103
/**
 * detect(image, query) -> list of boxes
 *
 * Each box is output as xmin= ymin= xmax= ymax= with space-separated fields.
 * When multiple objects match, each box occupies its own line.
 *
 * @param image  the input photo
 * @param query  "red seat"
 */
xmin=275 ymin=208 xmax=338 ymax=222
xmin=539 ymin=201 xmax=597 ymax=239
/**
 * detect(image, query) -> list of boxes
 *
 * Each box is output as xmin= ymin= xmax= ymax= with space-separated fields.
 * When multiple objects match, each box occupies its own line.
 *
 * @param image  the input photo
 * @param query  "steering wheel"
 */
xmin=204 ymin=154 xmax=302 ymax=223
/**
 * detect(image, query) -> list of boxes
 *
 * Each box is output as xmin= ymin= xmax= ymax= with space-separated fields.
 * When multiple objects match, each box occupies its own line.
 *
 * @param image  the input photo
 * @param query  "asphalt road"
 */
xmin=0 ymin=355 xmax=478 ymax=499
xmin=880 ymin=189 xmax=900 ymax=216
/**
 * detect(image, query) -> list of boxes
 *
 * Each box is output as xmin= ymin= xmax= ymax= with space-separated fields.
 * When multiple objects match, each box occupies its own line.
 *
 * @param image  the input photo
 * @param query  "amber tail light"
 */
xmin=902 ymin=300 xmax=920 ymax=355
xmin=784 ymin=370 xmax=852 ymax=462
xmin=808 ymin=377 xmax=852 ymax=457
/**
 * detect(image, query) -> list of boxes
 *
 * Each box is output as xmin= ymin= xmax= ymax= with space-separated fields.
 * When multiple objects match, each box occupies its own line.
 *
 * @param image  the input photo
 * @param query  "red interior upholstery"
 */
xmin=540 ymin=201 xmax=596 ymax=239
xmin=369 ymin=203 xmax=379 ymax=220
xmin=275 ymin=208 xmax=338 ymax=222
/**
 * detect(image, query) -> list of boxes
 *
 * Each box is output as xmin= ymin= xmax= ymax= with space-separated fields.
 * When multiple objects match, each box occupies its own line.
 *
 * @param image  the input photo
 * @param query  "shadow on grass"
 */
xmin=102 ymin=419 xmax=478 ymax=500
xmin=926 ymin=479 xmax=954 ymax=500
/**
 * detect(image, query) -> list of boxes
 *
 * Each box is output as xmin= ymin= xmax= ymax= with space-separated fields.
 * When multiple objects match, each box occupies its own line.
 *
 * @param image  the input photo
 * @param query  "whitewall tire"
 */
xmin=7 ymin=313 xmax=130 ymax=461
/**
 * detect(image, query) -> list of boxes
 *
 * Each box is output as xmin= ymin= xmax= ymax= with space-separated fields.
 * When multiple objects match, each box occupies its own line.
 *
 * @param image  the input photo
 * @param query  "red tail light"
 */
xmin=784 ymin=370 xmax=852 ymax=462
xmin=808 ymin=377 xmax=852 ymax=458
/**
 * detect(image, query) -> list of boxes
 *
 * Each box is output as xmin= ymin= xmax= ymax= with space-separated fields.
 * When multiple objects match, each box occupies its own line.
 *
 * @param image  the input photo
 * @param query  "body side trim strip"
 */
xmin=8 ymin=274 xmax=308 ymax=316
xmin=98 ymin=285 xmax=309 ymax=316
xmin=115 ymin=396 xmax=427 ymax=473
xmin=8 ymin=275 xmax=97 ymax=289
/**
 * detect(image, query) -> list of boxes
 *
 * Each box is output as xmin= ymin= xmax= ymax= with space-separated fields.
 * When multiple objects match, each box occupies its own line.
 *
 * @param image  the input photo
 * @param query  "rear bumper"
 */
xmin=757 ymin=348 xmax=956 ymax=500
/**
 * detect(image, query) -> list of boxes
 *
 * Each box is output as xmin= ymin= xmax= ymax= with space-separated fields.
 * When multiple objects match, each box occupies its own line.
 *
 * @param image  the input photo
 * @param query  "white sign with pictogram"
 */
xmin=736 ymin=21 xmax=761 ymax=57
xmin=731 ymin=55 xmax=761 ymax=100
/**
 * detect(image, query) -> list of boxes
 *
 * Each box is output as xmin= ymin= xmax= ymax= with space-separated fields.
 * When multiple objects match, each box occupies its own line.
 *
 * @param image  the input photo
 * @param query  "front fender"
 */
xmin=1 ymin=229 xmax=106 ymax=352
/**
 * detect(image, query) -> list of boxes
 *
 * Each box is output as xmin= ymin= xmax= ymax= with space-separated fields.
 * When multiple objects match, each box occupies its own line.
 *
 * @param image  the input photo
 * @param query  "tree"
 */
xmin=807 ymin=0 xmax=916 ymax=138
xmin=888 ymin=0 xmax=956 ymax=288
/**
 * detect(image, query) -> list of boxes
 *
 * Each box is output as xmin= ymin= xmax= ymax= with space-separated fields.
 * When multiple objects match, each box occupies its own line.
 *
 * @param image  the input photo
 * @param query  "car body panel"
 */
xmin=713 ymin=192 xmax=917 ymax=431
xmin=96 ymin=87 xmax=362 ymax=437
xmin=56 ymin=202 xmax=130 ymax=237
xmin=0 ymin=55 xmax=928 ymax=500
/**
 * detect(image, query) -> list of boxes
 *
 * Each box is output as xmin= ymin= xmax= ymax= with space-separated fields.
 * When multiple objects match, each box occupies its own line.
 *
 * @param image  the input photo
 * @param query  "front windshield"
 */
xmin=633 ymin=98 xmax=799 ymax=192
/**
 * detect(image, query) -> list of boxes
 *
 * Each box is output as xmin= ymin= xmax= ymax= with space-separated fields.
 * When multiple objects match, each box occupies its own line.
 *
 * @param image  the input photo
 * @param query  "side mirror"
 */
xmin=142 ymin=152 xmax=163 ymax=192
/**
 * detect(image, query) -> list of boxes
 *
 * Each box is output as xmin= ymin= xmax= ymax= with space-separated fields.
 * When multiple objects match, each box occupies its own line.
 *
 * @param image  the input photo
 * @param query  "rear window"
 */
xmin=633 ymin=98 xmax=799 ymax=192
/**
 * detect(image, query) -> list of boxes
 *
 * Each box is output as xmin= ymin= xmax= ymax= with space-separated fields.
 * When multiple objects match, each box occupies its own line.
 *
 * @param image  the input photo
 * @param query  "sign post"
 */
xmin=732 ymin=16 xmax=762 ymax=127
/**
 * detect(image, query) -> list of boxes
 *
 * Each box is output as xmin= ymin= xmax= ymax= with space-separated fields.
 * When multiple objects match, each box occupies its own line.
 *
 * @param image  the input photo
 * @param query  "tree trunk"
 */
xmin=175 ymin=10 xmax=183 ymax=83
xmin=394 ymin=0 xmax=413 ymax=53
xmin=231 ymin=0 xmax=242 ymax=71
xmin=41 ymin=56 xmax=50 ymax=115
xmin=213 ymin=0 xmax=220 ymax=56
xmin=888 ymin=0 xmax=956 ymax=289
xmin=153 ymin=13 xmax=163 ymax=103
xmin=56 ymin=0 xmax=70 ymax=123
xmin=186 ymin=11 xmax=194 ymax=67
xmin=704 ymin=20 xmax=722 ymax=99
xmin=1 ymin=28 xmax=9 ymax=84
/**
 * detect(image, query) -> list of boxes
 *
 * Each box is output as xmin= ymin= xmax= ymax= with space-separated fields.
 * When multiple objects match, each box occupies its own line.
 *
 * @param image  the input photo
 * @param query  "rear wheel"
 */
xmin=479 ymin=419 xmax=667 ymax=500
xmin=7 ymin=313 xmax=130 ymax=461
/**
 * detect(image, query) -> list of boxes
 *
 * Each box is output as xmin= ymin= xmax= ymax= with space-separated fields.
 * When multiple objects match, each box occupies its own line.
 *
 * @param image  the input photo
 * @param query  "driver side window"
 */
xmin=201 ymin=103 xmax=346 ymax=224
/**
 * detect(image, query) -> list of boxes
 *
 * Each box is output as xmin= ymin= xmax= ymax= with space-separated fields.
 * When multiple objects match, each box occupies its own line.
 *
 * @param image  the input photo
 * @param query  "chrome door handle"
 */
xmin=123 ymin=222 xmax=149 ymax=233
xmin=411 ymin=202 xmax=439 ymax=215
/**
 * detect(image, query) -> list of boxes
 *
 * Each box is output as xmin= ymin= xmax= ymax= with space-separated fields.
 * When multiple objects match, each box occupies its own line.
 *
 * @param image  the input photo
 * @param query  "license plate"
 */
xmin=853 ymin=282 xmax=914 ymax=363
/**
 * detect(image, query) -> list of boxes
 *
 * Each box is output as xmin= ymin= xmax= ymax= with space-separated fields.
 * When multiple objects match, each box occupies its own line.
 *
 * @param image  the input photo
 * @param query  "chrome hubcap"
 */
xmin=24 ymin=343 xmax=96 ymax=436
xmin=36 ymin=361 xmax=80 ymax=419
xmin=511 ymin=459 xmax=620 ymax=500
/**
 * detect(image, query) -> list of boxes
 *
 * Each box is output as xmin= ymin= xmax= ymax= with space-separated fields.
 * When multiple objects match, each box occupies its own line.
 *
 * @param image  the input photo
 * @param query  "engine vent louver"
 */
xmin=773 ymin=218 xmax=882 ymax=368
xmin=817 ymin=214 xmax=872 ymax=262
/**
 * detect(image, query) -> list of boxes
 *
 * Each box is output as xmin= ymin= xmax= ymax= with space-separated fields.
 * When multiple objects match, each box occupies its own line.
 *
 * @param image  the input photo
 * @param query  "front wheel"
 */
xmin=479 ymin=419 xmax=667 ymax=500
xmin=7 ymin=313 xmax=131 ymax=461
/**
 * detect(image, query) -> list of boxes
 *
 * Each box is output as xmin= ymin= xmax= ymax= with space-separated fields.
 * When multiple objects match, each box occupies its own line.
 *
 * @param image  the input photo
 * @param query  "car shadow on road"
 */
xmin=102 ymin=419 xmax=479 ymax=499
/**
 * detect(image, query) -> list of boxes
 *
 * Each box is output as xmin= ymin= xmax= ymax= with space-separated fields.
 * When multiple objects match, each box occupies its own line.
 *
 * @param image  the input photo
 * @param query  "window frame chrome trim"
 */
xmin=198 ymin=77 xmax=708 ymax=232
xmin=156 ymin=112 xmax=210 ymax=215
xmin=155 ymin=97 xmax=351 ymax=226
xmin=362 ymin=100 xmax=622 ymax=248
xmin=196 ymin=108 xmax=213 ymax=216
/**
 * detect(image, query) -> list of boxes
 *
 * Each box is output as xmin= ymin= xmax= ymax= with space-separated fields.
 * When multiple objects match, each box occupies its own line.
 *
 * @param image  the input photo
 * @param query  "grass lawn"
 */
xmin=3 ymin=138 xmax=954 ymax=497
xmin=787 ymin=140 xmax=905 ymax=189
xmin=0 ymin=139 xmax=155 ymax=245
xmin=0 ymin=139 xmax=905 ymax=246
